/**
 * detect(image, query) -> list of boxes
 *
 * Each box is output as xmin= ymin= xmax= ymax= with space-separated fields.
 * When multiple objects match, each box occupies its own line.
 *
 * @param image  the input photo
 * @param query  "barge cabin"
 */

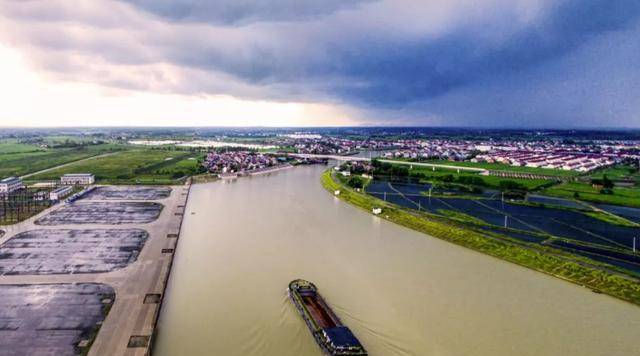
xmin=289 ymin=279 xmax=367 ymax=356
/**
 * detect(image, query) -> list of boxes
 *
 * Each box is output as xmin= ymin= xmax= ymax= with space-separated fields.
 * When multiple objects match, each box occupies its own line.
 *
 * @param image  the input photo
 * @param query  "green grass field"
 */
xmin=407 ymin=166 xmax=553 ymax=190
xmin=27 ymin=149 xmax=205 ymax=184
xmin=542 ymin=182 xmax=640 ymax=207
xmin=0 ymin=144 xmax=124 ymax=178
xmin=590 ymin=164 xmax=640 ymax=182
xmin=0 ymin=139 xmax=42 ymax=154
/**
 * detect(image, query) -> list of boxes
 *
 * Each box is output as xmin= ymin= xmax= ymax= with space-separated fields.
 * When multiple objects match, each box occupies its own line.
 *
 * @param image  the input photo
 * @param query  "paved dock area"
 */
xmin=0 ymin=183 xmax=190 ymax=355
xmin=0 ymin=283 xmax=114 ymax=356
xmin=0 ymin=229 xmax=148 ymax=275
xmin=84 ymin=186 xmax=172 ymax=201
xmin=35 ymin=202 xmax=163 ymax=225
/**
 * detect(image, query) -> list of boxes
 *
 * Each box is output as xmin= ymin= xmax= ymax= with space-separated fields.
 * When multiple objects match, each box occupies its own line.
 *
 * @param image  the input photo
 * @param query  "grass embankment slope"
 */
xmin=321 ymin=170 xmax=640 ymax=306
xmin=28 ymin=149 xmax=205 ymax=184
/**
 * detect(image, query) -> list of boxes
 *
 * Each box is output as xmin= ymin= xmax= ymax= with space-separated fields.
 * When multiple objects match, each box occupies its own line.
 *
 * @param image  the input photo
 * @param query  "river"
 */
xmin=154 ymin=165 xmax=640 ymax=356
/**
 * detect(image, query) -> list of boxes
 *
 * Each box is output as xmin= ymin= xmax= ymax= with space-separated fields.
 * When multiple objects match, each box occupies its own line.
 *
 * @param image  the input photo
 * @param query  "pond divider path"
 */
xmin=0 ymin=183 xmax=192 ymax=356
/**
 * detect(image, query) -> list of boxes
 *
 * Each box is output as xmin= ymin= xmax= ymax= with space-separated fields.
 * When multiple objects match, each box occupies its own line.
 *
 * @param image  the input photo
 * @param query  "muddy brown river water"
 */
xmin=154 ymin=165 xmax=640 ymax=356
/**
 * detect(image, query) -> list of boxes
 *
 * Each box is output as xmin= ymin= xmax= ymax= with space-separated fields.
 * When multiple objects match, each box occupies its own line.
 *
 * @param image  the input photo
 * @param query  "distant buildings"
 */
xmin=204 ymin=151 xmax=278 ymax=174
xmin=284 ymin=136 xmax=357 ymax=155
xmin=61 ymin=173 xmax=95 ymax=185
xmin=49 ymin=186 xmax=73 ymax=201
xmin=372 ymin=138 xmax=631 ymax=173
xmin=474 ymin=151 xmax=616 ymax=172
xmin=0 ymin=176 xmax=24 ymax=195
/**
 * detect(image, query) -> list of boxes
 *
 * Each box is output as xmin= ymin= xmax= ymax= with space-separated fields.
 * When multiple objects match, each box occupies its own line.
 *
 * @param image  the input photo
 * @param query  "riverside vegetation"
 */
xmin=321 ymin=170 xmax=640 ymax=307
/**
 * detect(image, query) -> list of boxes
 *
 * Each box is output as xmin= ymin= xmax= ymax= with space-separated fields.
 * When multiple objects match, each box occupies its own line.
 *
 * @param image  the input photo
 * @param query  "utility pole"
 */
xmin=634 ymin=237 xmax=637 ymax=253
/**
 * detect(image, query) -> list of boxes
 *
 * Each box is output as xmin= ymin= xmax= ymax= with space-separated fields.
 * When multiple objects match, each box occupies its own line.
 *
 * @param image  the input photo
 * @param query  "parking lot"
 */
xmin=83 ymin=186 xmax=172 ymax=200
xmin=0 ymin=229 xmax=148 ymax=275
xmin=35 ymin=202 xmax=163 ymax=225
xmin=0 ymin=283 xmax=114 ymax=356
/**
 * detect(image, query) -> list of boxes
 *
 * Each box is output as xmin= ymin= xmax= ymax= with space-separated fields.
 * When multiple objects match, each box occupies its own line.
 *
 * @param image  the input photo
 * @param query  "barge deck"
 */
xmin=289 ymin=279 xmax=367 ymax=356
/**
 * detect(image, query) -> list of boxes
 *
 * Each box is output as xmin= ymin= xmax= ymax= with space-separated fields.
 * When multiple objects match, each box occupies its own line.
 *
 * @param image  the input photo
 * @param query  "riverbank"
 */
xmin=321 ymin=170 xmax=640 ymax=307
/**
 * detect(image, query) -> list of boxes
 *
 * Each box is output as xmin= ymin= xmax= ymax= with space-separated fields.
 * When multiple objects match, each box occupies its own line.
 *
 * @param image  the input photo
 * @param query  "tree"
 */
xmin=351 ymin=165 xmax=366 ymax=175
xmin=390 ymin=165 xmax=409 ymax=177
xmin=499 ymin=180 xmax=526 ymax=191
xmin=441 ymin=174 xmax=454 ymax=182
xmin=347 ymin=176 xmax=365 ymax=189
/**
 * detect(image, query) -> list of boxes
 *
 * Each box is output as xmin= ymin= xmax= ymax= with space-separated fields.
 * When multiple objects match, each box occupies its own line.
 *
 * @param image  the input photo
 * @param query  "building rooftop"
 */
xmin=62 ymin=173 xmax=94 ymax=177
xmin=52 ymin=186 xmax=73 ymax=193
xmin=0 ymin=176 xmax=20 ymax=183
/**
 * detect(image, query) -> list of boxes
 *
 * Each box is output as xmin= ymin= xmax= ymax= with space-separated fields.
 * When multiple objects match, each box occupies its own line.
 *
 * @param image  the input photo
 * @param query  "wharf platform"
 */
xmin=0 ymin=182 xmax=192 ymax=356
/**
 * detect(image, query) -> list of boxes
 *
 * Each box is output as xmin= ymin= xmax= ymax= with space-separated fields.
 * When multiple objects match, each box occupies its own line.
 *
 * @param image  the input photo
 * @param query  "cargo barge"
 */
xmin=288 ymin=279 xmax=367 ymax=356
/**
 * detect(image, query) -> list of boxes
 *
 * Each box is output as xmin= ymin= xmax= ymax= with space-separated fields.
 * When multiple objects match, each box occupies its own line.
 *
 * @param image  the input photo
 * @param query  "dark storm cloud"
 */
xmin=120 ymin=0 xmax=640 ymax=110
xmin=1 ymin=0 xmax=639 ymax=126
xmin=322 ymin=0 xmax=640 ymax=107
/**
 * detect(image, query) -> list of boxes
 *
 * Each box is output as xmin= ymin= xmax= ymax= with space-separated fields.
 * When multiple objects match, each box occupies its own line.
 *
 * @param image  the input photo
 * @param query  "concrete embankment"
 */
xmin=144 ymin=182 xmax=192 ymax=355
xmin=86 ymin=182 xmax=193 ymax=356
xmin=248 ymin=163 xmax=293 ymax=176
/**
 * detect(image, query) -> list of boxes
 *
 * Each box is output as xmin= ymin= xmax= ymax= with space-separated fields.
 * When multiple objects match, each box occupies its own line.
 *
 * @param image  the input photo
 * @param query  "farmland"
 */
xmin=0 ymin=144 xmax=124 ymax=178
xmin=26 ymin=149 xmax=206 ymax=184
xmin=0 ymin=140 xmax=41 ymax=154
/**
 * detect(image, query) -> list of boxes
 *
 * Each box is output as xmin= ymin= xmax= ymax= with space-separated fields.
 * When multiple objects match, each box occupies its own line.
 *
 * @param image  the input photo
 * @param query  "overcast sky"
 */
xmin=0 ymin=0 xmax=639 ymax=127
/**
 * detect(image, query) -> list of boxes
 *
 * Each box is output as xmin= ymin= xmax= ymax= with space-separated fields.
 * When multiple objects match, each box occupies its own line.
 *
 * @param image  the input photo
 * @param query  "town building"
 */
xmin=0 ymin=176 xmax=24 ymax=195
xmin=50 ymin=186 xmax=73 ymax=201
xmin=204 ymin=151 xmax=278 ymax=174
xmin=61 ymin=173 xmax=95 ymax=185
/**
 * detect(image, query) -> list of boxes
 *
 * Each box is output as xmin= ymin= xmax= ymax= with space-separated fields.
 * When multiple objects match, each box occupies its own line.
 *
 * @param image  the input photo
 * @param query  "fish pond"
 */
xmin=366 ymin=180 xmax=640 ymax=274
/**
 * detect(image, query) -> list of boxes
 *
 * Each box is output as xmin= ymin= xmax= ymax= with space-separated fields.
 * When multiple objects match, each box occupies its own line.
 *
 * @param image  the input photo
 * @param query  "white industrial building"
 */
xmin=49 ymin=186 xmax=73 ymax=201
xmin=0 ymin=176 xmax=24 ymax=195
xmin=61 ymin=173 xmax=95 ymax=185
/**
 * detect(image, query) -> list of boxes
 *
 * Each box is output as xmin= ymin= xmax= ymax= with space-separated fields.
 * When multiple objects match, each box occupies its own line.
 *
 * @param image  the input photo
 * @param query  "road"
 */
xmin=377 ymin=159 xmax=488 ymax=172
xmin=286 ymin=153 xmax=488 ymax=172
